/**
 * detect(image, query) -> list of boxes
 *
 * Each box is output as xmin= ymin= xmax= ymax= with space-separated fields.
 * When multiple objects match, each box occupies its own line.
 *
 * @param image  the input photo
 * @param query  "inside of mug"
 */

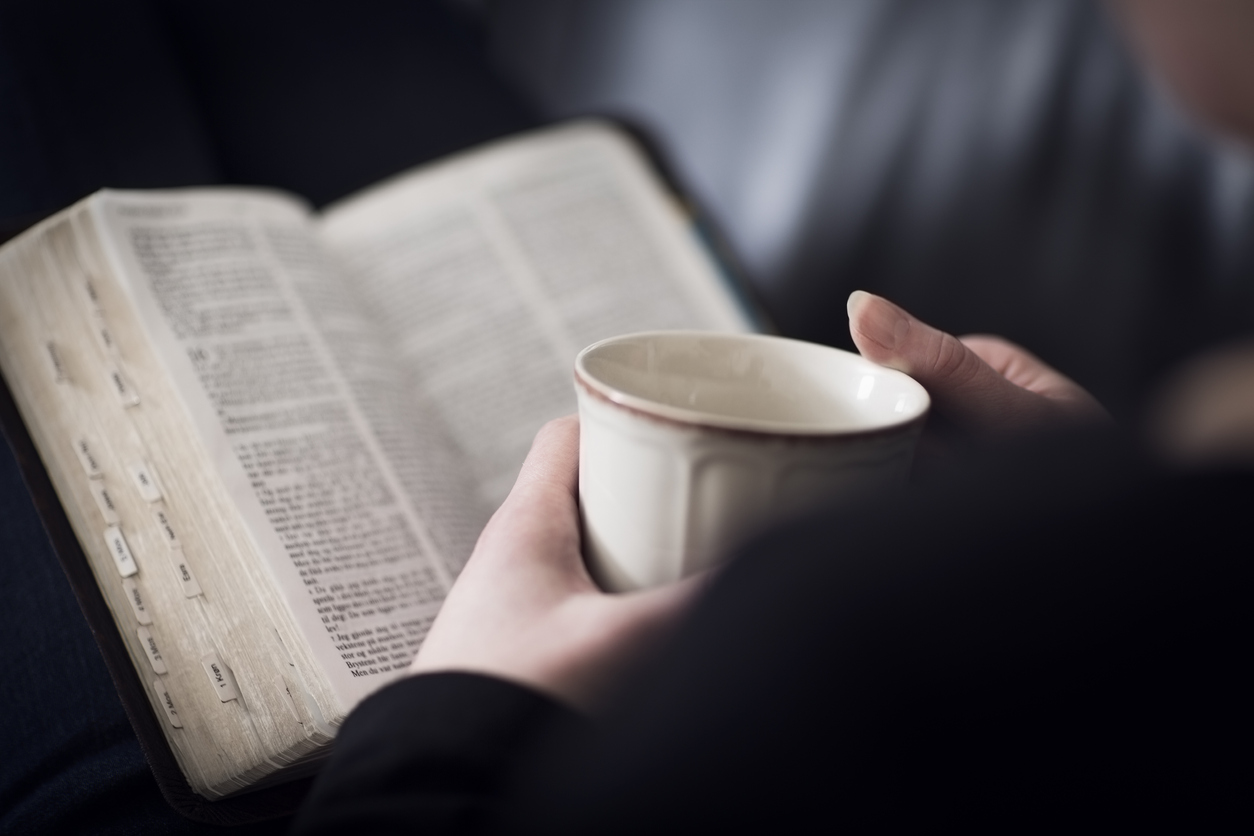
xmin=577 ymin=332 xmax=929 ymax=433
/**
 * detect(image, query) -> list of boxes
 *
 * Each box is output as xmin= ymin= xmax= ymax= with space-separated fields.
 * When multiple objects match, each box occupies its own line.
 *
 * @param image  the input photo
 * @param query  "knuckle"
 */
xmin=930 ymin=333 xmax=979 ymax=384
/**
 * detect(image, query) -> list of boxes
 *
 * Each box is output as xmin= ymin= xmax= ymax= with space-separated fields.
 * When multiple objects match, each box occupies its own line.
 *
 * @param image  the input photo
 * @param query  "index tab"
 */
xmin=73 ymin=437 xmax=103 ymax=479
xmin=200 ymin=653 xmax=239 ymax=702
xmin=103 ymin=525 xmax=138 ymax=577
xmin=152 ymin=508 xmax=180 ymax=549
xmin=84 ymin=280 xmax=118 ymax=354
xmin=88 ymin=480 xmax=120 ymax=524
xmin=122 ymin=578 xmax=153 ymax=625
xmin=153 ymin=679 xmax=183 ymax=728
xmin=93 ymin=311 xmax=119 ymax=357
xmin=108 ymin=368 xmax=139 ymax=407
xmin=45 ymin=341 xmax=68 ymax=383
xmin=172 ymin=551 xmax=203 ymax=598
xmin=128 ymin=462 xmax=163 ymax=503
xmin=138 ymin=626 xmax=168 ymax=674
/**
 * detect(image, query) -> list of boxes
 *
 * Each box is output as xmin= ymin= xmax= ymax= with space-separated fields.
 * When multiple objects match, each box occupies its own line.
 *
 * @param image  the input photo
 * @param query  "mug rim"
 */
xmin=574 ymin=330 xmax=930 ymax=438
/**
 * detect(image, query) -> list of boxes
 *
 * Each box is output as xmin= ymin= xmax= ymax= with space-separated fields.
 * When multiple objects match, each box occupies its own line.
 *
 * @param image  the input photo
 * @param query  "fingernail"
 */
xmin=847 ymin=290 xmax=870 ymax=320
xmin=847 ymin=291 xmax=909 ymax=350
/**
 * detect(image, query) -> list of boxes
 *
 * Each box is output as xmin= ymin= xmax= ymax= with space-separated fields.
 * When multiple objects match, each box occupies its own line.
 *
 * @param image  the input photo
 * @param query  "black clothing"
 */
xmin=294 ymin=432 xmax=1253 ymax=832
xmin=291 ymin=674 xmax=581 ymax=834
xmin=0 ymin=0 xmax=536 ymax=228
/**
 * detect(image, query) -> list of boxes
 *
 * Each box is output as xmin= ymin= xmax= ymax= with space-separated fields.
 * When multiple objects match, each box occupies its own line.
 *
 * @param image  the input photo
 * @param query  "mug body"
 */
xmin=575 ymin=332 xmax=928 ymax=592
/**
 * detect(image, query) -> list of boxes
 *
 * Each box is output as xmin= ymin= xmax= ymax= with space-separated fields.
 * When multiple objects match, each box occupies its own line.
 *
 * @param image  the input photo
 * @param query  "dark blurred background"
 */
xmin=3 ymin=0 xmax=1254 ymax=417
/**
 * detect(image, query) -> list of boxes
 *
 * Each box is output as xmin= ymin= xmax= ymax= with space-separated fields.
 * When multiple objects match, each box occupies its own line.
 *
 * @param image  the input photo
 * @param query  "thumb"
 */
xmin=847 ymin=290 xmax=1055 ymax=433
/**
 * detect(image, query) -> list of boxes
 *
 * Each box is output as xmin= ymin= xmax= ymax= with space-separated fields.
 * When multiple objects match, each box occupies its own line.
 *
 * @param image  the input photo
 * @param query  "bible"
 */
xmin=0 ymin=122 xmax=751 ymax=817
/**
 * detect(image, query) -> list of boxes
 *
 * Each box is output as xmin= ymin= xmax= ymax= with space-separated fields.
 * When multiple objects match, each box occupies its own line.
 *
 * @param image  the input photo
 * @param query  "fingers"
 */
xmin=847 ymin=291 xmax=1105 ymax=433
xmin=960 ymin=335 xmax=1109 ymax=421
xmin=513 ymin=414 xmax=580 ymax=498
xmin=416 ymin=415 xmax=710 ymax=709
xmin=550 ymin=572 xmax=707 ymax=707
xmin=468 ymin=415 xmax=583 ymax=580
xmin=1146 ymin=338 xmax=1254 ymax=465
xmin=618 ymin=569 xmax=707 ymax=619
xmin=848 ymin=290 xmax=1042 ymax=431
xmin=575 ymin=575 xmax=701 ymax=655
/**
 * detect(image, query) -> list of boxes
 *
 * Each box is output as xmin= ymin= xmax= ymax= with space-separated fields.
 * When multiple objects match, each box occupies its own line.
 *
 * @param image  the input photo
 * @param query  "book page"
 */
xmin=262 ymin=225 xmax=491 ymax=576
xmin=319 ymin=121 xmax=752 ymax=506
xmin=88 ymin=190 xmax=459 ymax=714
xmin=2 ymin=201 xmax=345 ymax=797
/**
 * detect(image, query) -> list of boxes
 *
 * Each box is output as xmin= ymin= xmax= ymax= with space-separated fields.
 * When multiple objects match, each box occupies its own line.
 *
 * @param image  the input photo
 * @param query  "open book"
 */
xmin=0 ymin=122 xmax=751 ymax=811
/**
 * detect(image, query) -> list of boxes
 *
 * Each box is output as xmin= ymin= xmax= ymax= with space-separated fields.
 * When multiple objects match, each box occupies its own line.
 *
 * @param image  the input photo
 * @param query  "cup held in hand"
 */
xmin=574 ymin=331 xmax=929 ymax=592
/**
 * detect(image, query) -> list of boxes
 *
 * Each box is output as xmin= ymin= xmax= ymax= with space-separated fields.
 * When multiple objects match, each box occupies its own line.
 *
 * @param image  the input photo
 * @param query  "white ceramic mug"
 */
xmin=574 ymin=331 xmax=930 ymax=592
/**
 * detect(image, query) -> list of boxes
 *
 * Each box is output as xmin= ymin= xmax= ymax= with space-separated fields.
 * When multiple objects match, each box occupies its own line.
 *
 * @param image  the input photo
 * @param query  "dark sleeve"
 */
xmin=294 ymin=434 xmax=1252 ymax=833
xmin=490 ymin=432 xmax=1254 ymax=832
xmin=291 ymin=672 xmax=586 ymax=836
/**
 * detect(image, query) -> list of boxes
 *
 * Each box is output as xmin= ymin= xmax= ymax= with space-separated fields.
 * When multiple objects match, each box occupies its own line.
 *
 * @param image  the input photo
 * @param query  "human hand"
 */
xmin=409 ymin=415 xmax=700 ymax=710
xmin=1147 ymin=337 xmax=1254 ymax=466
xmin=847 ymin=290 xmax=1110 ymax=437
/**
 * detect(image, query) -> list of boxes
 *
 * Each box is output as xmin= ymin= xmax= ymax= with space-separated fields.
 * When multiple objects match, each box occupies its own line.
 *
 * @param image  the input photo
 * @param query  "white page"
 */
xmin=320 ymin=121 xmax=752 ymax=506
xmin=262 ymin=224 xmax=490 ymax=577
xmin=90 ymin=190 xmax=453 ymax=710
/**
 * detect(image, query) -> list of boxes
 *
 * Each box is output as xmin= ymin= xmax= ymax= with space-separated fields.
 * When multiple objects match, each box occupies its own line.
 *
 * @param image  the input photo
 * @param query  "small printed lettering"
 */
xmin=138 ymin=626 xmax=167 ymax=674
xmin=45 ymin=341 xmax=67 ymax=383
xmin=89 ymin=480 xmax=120 ymax=524
xmin=200 ymin=653 xmax=239 ymax=702
xmin=153 ymin=508 xmax=179 ymax=548
xmin=173 ymin=552 xmax=202 ymax=597
xmin=115 ymin=204 xmax=186 ymax=219
xmin=128 ymin=462 xmax=163 ymax=502
xmin=109 ymin=368 xmax=139 ymax=406
xmin=74 ymin=437 xmax=103 ymax=479
xmin=104 ymin=525 xmax=138 ymax=578
xmin=95 ymin=316 xmax=117 ymax=355
xmin=154 ymin=679 xmax=182 ymax=728
xmin=122 ymin=578 xmax=152 ymax=625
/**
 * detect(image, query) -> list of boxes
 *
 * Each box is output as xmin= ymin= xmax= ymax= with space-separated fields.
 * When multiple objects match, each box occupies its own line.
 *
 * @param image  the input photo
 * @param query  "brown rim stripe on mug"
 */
xmin=573 ymin=370 xmax=928 ymax=444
